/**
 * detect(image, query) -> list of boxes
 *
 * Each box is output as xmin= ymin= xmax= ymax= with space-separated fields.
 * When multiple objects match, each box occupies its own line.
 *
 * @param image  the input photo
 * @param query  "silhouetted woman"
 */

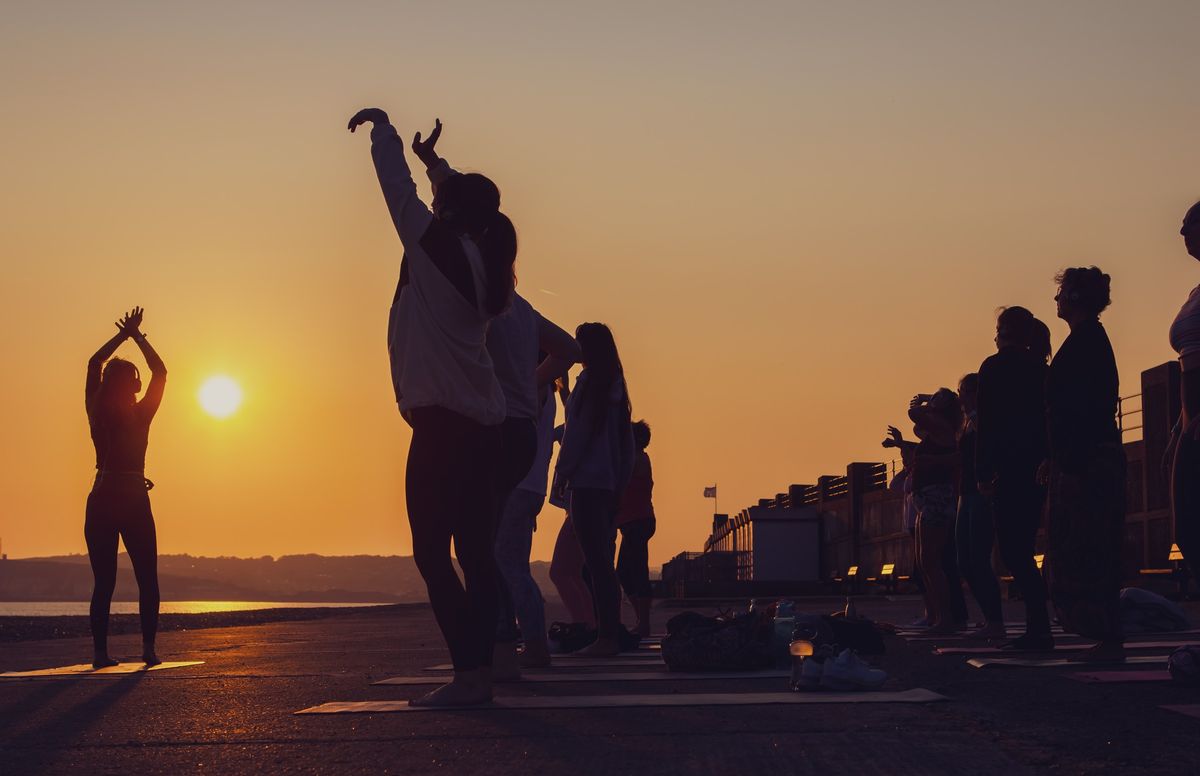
xmin=407 ymin=120 xmax=581 ymax=677
xmin=84 ymin=307 xmax=166 ymax=669
xmin=349 ymin=108 xmax=516 ymax=706
xmin=1044 ymin=267 xmax=1126 ymax=662
xmin=955 ymin=373 xmax=1005 ymax=639
xmin=556 ymin=323 xmax=634 ymax=656
xmin=547 ymin=375 xmax=598 ymax=628
xmin=908 ymin=388 xmax=963 ymax=634
xmin=615 ymin=420 xmax=656 ymax=637
xmin=976 ymin=306 xmax=1053 ymax=650
xmin=1169 ymin=201 xmax=1200 ymax=586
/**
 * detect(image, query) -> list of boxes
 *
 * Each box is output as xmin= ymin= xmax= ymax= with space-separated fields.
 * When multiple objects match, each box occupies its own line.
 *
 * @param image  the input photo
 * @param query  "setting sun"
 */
xmin=198 ymin=376 xmax=243 ymax=419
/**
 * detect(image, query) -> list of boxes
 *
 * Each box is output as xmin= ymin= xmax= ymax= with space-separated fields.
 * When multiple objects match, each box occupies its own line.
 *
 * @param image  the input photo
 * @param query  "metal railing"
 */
xmin=1119 ymin=393 xmax=1143 ymax=436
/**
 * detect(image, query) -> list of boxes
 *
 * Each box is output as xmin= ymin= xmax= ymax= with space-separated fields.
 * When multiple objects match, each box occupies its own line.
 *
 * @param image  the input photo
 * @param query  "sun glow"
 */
xmin=198 ymin=376 xmax=243 ymax=419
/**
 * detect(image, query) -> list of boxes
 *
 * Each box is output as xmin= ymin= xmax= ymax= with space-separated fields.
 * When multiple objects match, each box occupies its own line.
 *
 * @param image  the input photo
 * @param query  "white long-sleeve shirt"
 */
xmin=370 ymin=123 xmax=505 ymax=426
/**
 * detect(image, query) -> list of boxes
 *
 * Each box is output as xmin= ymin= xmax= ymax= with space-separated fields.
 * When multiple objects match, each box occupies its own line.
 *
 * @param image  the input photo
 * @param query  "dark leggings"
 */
xmin=570 ymin=488 xmax=621 ymax=640
xmin=1172 ymin=430 xmax=1200 ymax=584
xmin=495 ymin=416 xmax=538 ymax=643
xmin=942 ymin=523 xmax=969 ymax=623
xmin=617 ymin=518 xmax=656 ymax=598
xmin=85 ymin=478 xmax=159 ymax=654
xmin=407 ymin=406 xmax=503 ymax=671
xmin=956 ymin=490 xmax=1004 ymax=624
xmin=994 ymin=480 xmax=1051 ymax=636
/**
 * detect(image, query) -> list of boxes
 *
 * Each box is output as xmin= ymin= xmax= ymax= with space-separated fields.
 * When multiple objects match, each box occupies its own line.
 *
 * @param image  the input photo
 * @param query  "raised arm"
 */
xmin=120 ymin=308 xmax=167 ymax=420
xmin=348 ymin=108 xmax=433 ymax=249
xmin=86 ymin=325 xmax=129 ymax=403
xmin=534 ymin=312 xmax=582 ymax=387
xmin=412 ymin=118 xmax=450 ymax=181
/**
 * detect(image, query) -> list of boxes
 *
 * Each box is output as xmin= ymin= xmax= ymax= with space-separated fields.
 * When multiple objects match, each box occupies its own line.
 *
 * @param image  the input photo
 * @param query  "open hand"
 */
xmin=116 ymin=307 xmax=144 ymax=336
xmin=881 ymin=425 xmax=905 ymax=448
xmin=411 ymin=118 xmax=442 ymax=163
xmin=347 ymin=108 xmax=389 ymax=133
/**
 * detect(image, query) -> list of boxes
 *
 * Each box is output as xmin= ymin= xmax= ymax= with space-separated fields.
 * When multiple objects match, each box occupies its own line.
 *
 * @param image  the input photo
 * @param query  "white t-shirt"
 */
xmin=371 ymin=123 xmax=506 ymax=426
xmin=487 ymin=293 xmax=541 ymax=421
xmin=516 ymin=389 xmax=557 ymax=497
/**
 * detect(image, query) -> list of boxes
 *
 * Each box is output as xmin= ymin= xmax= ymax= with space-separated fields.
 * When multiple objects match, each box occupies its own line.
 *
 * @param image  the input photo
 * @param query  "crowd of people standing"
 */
xmin=347 ymin=108 xmax=656 ymax=705
xmin=75 ymin=106 xmax=1200 ymax=702
xmin=886 ymin=230 xmax=1200 ymax=661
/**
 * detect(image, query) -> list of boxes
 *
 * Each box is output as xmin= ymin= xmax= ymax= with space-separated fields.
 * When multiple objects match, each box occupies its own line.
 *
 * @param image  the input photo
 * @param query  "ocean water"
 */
xmin=0 ymin=601 xmax=391 ymax=617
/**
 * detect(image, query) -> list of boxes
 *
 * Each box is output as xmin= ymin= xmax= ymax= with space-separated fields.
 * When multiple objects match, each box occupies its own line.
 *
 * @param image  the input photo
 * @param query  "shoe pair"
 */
xmin=794 ymin=649 xmax=887 ymax=691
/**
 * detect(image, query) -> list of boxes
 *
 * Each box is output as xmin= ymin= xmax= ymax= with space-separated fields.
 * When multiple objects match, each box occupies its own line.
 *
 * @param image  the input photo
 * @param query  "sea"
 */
xmin=0 ymin=601 xmax=392 ymax=617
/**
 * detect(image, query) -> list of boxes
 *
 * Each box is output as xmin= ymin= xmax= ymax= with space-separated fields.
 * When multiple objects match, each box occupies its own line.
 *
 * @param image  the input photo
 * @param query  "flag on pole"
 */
xmin=703 ymin=485 xmax=717 ymax=499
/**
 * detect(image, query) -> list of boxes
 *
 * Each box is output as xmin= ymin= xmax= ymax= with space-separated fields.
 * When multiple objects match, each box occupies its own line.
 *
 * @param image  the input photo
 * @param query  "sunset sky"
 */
xmin=3 ymin=1 xmax=1199 ymax=566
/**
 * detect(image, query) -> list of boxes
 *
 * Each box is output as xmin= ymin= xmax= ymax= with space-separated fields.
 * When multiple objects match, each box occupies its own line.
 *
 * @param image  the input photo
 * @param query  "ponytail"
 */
xmin=480 ymin=211 xmax=517 ymax=315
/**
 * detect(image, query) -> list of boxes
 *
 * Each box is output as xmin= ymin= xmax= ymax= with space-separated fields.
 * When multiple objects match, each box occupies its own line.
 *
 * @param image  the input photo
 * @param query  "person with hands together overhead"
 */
xmin=349 ymin=107 xmax=516 ymax=707
xmin=84 ymin=307 xmax=167 ymax=669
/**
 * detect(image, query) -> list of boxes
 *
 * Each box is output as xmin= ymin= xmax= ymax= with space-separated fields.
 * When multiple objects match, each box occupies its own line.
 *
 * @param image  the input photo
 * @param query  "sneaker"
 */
xmin=820 ymin=649 xmax=887 ymax=691
xmin=791 ymin=656 xmax=826 ymax=691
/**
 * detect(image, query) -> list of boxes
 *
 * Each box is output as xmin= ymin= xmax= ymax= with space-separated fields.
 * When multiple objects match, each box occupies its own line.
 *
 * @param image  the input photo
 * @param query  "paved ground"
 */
xmin=2 ymin=598 xmax=1199 ymax=775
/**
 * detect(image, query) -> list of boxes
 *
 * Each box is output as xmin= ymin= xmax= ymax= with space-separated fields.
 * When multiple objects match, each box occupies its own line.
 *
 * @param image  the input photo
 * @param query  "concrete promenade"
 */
xmin=2 ymin=599 xmax=1199 ymax=775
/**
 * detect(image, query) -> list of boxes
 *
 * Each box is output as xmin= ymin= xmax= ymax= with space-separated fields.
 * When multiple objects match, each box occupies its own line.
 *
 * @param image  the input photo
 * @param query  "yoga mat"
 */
xmin=936 ymin=641 xmax=1200 ymax=656
xmin=1066 ymin=670 xmax=1173 ymax=683
xmin=376 ymin=669 xmax=790 ymax=686
xmin=426 ymin=657 xmax=662 ymax=672
xmin=1161 ymin=704 xmax=1200 ymax=720
xmin=296 ymin=688 xmax=947 ymax=714
xmin=967 ymin=654 xmax=1166 ymax=669
xmin=0 ymin=661 xmax=204 ymax=678
xmin=899 ymin=628 xmax=1066 ymax=640
xmin=558 ymin=651 xmax=663 ymax=660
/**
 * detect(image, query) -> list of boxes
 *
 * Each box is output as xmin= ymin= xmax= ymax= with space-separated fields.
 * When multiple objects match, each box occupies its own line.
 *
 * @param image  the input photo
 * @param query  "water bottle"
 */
xmin=772 ymin=600 xmax=796 ymax=667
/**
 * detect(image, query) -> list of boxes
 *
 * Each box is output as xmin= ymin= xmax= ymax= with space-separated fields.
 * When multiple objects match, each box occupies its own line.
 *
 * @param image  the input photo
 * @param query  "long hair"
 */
xmin=1029 ymin=318 xmax=1052 ymax=363
xmin=437 ymin=173 xmax=516 ymax=315
xmin=574 ymin=323 xmax=631 ymax=433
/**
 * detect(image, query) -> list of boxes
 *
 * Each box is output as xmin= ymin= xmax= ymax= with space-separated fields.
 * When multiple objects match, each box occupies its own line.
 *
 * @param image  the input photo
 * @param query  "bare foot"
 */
xmin=575 ymin=637 xmax=620 ymax=657
xmin=142 ymin=651 xmax=162 ymax=667
xmin=92 ymin=654 xmax=119 ymax=670
xmin=410 ymin=675 xmax=493 ymax=707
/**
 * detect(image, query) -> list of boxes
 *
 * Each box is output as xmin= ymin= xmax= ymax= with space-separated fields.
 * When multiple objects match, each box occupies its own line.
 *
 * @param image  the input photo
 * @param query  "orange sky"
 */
xmin=2 ymin=1 xmax=1199 ymax=565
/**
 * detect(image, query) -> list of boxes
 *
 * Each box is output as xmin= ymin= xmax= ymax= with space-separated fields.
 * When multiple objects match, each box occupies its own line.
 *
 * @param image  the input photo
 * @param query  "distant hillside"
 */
xmin=0 ymin=554 xmax=560 ymax=603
